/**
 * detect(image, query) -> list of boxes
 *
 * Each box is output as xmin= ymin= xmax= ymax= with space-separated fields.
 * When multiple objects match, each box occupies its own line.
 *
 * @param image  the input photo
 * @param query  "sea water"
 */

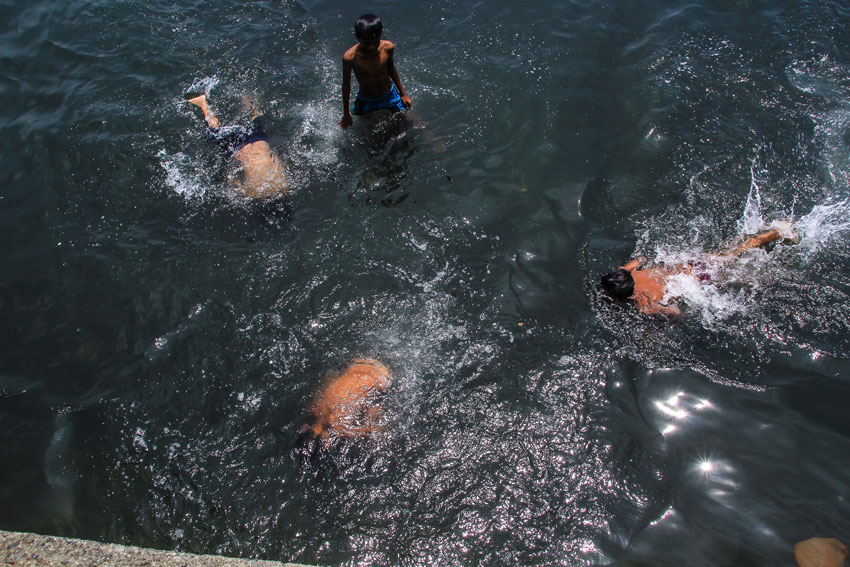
xmin=2 ymin=0 xmax=850 ymax=565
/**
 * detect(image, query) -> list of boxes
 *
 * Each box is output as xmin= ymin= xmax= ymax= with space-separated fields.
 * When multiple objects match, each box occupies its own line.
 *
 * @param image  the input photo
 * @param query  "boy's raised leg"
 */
xmin=186 ymin=94 xmax=220 ymax=129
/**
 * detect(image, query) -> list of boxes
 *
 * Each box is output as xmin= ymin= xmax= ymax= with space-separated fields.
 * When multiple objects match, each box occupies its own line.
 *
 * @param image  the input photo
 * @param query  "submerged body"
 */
xmin=230 ymin=139 xmax=288 ymax=200
xmin=795 ymin=538 xmax=848 ymax=567
xmin=303 ymin=358 xmax=392 ymax=448
xmin=187 ymin=94 xmax=289 ymax=200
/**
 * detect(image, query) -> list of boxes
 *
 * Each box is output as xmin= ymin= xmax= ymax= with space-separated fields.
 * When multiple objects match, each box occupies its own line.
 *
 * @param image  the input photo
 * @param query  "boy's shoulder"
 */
xmin=343 ymin=44 xmax=358 ymax=61
xmin=343 ymin=40 xmax=395 ymax=61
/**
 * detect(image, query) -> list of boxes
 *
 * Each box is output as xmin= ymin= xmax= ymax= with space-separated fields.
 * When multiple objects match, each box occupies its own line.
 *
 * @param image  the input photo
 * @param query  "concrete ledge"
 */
xmin=0 ymin=531 xmax=312 ymax=567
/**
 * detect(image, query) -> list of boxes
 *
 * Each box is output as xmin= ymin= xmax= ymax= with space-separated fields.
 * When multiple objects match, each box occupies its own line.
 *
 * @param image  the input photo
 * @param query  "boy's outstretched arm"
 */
xmin=636 ymin=295 xmax=682 ymax=317
xmin=620 ymin=257 xmax=646 ymax=271
xmin=386 ymin=44 xmax=412 ymax=110
xmin=722 ymin=229 xmax=781 ymax=257
xmin=339 ymin=53 xmax=354 ymax=128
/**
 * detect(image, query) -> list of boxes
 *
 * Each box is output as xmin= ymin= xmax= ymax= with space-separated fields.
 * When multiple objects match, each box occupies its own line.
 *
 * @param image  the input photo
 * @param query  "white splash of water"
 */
xmin=273 ymin=49 xmax=344 ymax=184
xmin=648 ymin=162 xmax=850 ymax=326
xmin=157 ymin=148 xmax=212 ymax=199
xmin=794 ymin=198 xmax=850 ymax=254
xmin=664 ymin=272 xmax=748 ymax=327
xmin=657 ymin=188 xmax=850 ymax=326
xmin=736 ymin=165 xmax=765 ymax=236
xmin=185 ymin=76 xmax=219 ymax=97
xmin=284 ymin=98 xmax=343 ymax=175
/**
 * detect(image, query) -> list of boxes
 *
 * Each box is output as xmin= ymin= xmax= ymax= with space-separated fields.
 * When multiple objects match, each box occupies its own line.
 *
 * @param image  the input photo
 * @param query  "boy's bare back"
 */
xmin=305 ymin=358 xmax=392 ymax=444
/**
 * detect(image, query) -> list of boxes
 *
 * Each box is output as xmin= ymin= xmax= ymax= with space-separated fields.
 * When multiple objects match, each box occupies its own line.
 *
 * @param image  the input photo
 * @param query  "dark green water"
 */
xmin=2 ymin=0 xmax=850 ymax=565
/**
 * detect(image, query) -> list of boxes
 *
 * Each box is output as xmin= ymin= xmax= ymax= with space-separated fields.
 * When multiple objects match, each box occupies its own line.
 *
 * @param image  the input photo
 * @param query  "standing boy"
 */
xmin=339 ymin=14 xmax=412 ymax=128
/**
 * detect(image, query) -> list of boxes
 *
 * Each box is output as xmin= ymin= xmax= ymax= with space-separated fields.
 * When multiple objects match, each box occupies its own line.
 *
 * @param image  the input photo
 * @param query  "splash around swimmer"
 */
xmin=600 ymin=226 xmax=797 ymax=317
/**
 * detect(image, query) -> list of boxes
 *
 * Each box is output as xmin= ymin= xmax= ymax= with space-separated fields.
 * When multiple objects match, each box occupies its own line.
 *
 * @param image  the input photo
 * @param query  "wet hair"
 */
xmin=600 ymin=268 xmax=635 ymax=300
xmin=354 ymin=14 xmax=382 ymax=39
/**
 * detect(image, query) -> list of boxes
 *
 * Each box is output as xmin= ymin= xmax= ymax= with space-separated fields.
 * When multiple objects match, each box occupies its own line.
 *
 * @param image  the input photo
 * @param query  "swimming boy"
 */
xmin=299 ymin=358 xmax=392 ymax=450
xmin=339 ymin=14 xmax=412 ymax=129
xmin=600 ymin=228 xmax=787 ymax=316
xmin=186 ymin=93 xmax=289 ymax=200
xmin=794 ymin=538 xmax=848 ymax=567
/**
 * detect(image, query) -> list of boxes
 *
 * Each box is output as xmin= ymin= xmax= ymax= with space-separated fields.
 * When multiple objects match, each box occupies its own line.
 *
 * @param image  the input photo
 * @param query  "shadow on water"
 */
xmin=345 ymin=111 xmax=426 ymax=208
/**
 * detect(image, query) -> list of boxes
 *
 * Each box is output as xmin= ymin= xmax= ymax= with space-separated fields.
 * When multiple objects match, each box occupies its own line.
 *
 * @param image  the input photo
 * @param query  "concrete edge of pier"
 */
xmin=0 ymin=530 xmax=313 ymax=567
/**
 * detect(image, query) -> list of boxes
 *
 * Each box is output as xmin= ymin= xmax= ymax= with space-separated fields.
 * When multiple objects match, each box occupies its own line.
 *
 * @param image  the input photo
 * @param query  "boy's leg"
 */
xmin=186 ymin=94 xmax=243 ymax=153
xmin=241 ymin=94 xmax=261 ymax=121
xmin=186 ymin=94 xmax=220 ymax=129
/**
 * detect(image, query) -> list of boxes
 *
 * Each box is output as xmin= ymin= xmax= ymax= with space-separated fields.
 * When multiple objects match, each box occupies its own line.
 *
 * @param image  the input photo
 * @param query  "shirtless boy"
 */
xmin=186 ymin=93 xmax=289 ymax=200
xmin=794 ymin=538 xmax=848 ymax=567
xmin=600 ymin=229 xmax=786 ymax=316
xmin=299 ymin=358 xmax=392 ymax=451
xmin=339 ymin=14 xmax=412 ymax=128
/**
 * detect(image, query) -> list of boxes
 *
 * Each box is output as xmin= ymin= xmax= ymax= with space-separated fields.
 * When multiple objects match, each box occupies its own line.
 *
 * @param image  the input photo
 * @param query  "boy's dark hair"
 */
xmin=354 ymin=14 xmax=382 ymax=39
xmin=600 ymin=268 xmax=635 ymax=300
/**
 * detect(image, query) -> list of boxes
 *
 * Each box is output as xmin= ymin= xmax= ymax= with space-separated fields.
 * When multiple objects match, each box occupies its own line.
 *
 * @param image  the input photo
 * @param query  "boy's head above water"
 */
xmin=354 ymin=14 xmax=383 ymax=41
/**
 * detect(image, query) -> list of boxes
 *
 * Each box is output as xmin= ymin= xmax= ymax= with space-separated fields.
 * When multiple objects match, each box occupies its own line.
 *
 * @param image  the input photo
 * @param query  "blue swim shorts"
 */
xmin=351 ymin=84 xmax=407 ymax=115
xmin=205 ymin=117 xmax=267 ymax=156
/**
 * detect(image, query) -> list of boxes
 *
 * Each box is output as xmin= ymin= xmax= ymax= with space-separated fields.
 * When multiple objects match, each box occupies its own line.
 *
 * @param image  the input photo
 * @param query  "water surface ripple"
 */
xmin=2 ymin=1 xmax=850 ymax=565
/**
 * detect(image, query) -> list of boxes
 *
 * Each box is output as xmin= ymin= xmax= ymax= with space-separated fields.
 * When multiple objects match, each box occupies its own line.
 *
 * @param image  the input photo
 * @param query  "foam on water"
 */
xmin=648 ymin=169 xmax=850 ymax=327
xmin=794 ymin=198 xmax=850 ymax=255
xmin=157 ymin=148 xmax=215 ymax=199
xmin=184 ymin=76 xmax=220 ymax=98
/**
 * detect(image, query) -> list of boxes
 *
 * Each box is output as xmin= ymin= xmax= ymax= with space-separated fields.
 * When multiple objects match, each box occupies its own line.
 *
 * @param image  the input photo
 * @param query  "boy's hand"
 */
xmin=339 ymin=114 xmax=353 ymax=129
xmin=401 ymin=95 xmax=412 ymax=110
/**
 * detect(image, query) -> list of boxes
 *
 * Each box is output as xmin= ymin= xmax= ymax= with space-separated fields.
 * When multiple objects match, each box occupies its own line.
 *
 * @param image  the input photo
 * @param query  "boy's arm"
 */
xmin=635 ymin=292 xmax=682 ymax=317
xmin=638 ymin=298 xmax=682 ymax=317
xmin=620 ymin=257 xmax=646 ymax=271
xmin=721 ymin=229 xmax=781 ymax=257
xmin=386 ymin=43 xmax=412 ymax=110
xmin=648 ymin=303 xmax=682 ymax=317
xmin=339 ymin=51 xmax=354 ymax=128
